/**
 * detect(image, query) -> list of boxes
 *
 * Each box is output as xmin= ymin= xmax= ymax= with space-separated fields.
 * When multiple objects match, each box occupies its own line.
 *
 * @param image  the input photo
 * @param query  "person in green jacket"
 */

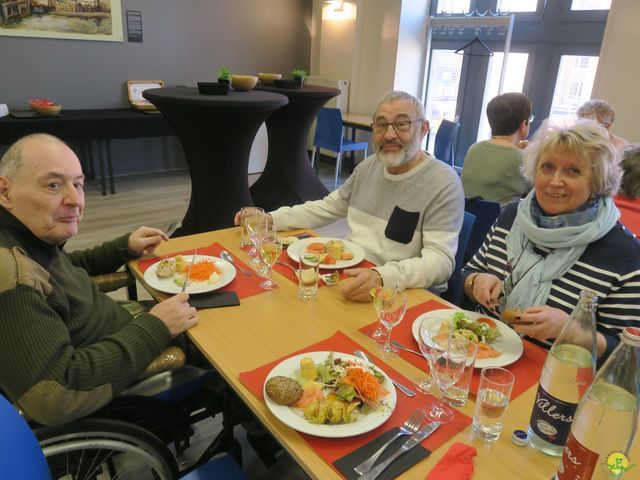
xmin=0 ymin=133 xmax=198 ymax=425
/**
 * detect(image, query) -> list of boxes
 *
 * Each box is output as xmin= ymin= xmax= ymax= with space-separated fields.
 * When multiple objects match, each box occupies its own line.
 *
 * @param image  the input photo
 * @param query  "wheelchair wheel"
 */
xmin=36 ymin=418 xmax=179 ymax=480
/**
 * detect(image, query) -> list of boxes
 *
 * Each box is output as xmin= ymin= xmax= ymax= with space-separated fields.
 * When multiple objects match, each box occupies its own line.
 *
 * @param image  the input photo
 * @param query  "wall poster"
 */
xmin=0 ymin=0 xmax=123 ymax=42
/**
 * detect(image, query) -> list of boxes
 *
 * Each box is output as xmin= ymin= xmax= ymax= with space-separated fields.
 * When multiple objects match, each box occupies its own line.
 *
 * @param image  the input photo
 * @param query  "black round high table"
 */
xmin=250 ymin=85 xmax=340 ymax=211
xmin=143 ymin=87 xmax=288 ymax=236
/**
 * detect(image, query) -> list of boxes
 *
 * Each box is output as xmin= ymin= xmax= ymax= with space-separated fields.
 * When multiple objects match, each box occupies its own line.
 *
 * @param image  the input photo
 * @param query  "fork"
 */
xmin=276 ymin=261 xmax=298 ymax=275
xmin=353 ymin=409 xmax=425 ymax=475
xmin=391 ymin=340 xmax=423 ymax=358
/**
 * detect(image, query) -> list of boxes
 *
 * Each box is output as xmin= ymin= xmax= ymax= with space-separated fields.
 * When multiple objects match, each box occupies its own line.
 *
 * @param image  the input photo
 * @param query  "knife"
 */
xmin=358 ymin=421 xmax=441 ymax=480
xmin=181 ymin=249 xmax=198 ymax=293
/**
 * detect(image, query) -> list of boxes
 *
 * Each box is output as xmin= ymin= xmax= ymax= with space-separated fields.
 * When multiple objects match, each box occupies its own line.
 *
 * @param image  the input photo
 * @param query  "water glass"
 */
xmin=473 ymin=367 xmax=515 ymax=441
xmin=240 ymin=206 xmax=264 ymax=247
xmin=444 ymin=338 xmax=477 ymax=407
xmin=297 ymin=248 xmax=320 ymax=300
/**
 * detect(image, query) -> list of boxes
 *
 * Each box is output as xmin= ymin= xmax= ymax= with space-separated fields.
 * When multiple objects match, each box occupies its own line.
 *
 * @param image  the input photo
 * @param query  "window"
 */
xmin=476 ymin=52 xmax=529 ymax=141
xmin=571 ymin=0 xmax=611 ymax=10
xmin=548 ymin=55 xmax=599 ymax=127
xmin=436 ymin=0 xmax=471 ymax=14
xmin=496 ymin=0 xmax=538 ymax=13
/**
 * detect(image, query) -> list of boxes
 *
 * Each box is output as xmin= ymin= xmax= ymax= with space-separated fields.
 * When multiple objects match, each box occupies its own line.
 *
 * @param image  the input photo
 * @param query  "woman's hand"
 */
xmin=469 ymin=273 xmax=502 ymax=311
xmin=128 ymin=226 xmax=169 ymax=255
xmin=512 ymin=306 xmax=570 ymax=340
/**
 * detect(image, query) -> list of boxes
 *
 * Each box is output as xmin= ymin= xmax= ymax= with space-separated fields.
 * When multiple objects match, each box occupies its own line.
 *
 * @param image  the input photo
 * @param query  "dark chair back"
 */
xmin=0 ymin=395 xmax=52 ymax=479
xmin=442 ymin=211 xmax=476 ymax=306
xmin=313 ymin=107 xmax=344 ymax=151
xmin=465 ymin=197 xmax=501 ymax=261
xmin=434 ymin=119 xmax=461 ymax=166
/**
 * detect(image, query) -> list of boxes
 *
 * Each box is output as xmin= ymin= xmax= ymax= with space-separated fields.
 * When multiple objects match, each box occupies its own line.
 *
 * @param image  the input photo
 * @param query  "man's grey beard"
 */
xmin=375 ymin=132 xmax=422 ymax=168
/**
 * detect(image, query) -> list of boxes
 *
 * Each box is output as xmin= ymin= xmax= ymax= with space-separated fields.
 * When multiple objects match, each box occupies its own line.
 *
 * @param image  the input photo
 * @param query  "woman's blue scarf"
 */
xmin=503 ymin=191 xmax=620 ymax=310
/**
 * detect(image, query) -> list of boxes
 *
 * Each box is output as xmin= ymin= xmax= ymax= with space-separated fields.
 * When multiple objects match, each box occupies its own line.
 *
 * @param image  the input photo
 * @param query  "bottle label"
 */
xmin=529 ymin=384 xmax=578 ymax=446
xmin=556 ymin=432 xmax=599 ymax=480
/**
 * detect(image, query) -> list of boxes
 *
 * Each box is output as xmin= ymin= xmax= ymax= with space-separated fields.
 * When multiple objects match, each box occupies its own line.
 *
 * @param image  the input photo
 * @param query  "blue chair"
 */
xmin=464 ymin=197 xmax=501 ymax=261
xmin=434 ymin=119 xmax=461 ymax=166
xmin=0 ymin=392 xmax=245 ymax=480
xmin=312 ymin=107 xmax=368 ymax=189
xmin=442 ymin=211 xmax=476 ymax=306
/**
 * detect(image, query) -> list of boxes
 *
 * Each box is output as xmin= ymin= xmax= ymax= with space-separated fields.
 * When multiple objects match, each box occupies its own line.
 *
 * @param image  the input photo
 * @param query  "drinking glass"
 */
xmin=418 ymin=319 xmax=466 ymax=423
xmin=375 ymin=288 xmax=408 ymax=358
xmin=297 ymin=247 xmax=320 ymax=300
xmin=414 ymin=317 xmax=452 ymax=394
xmin=258 ymin=226 xmax=282 ymax=290
xmin=240 ymin=206 xmax=264 ymax=247
xmin=246 ymin=211 xmax=268 ymax=269
xmin=444 ymin=338 xmax=477 ymax=408
xmin=368 ymin=277 xmax=387 ymax=343
xmin=473 ymin=367 xmax=515 ymax=441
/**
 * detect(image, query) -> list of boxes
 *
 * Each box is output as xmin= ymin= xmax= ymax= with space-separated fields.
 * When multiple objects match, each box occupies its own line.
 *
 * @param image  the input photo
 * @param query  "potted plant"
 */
xmin=217 ymin=67 xmax=233 ymax=84
xmin=291 ymin=68 xmax=307 ymax=88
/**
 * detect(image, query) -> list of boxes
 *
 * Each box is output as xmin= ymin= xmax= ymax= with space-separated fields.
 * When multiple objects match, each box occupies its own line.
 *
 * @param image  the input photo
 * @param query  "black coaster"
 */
xmin=333 ymin=427 xmax=430 ymax=480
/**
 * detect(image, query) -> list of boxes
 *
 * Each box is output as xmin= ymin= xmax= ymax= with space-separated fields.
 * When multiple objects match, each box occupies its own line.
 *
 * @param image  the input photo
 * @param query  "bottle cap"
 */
xmin=512 ymin=429 xmax=528 ymax=446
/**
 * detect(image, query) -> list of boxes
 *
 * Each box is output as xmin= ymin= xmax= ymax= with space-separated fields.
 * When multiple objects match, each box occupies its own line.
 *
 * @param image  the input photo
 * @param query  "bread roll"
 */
xmin=265 ymin=376 xmax=303 ymax=405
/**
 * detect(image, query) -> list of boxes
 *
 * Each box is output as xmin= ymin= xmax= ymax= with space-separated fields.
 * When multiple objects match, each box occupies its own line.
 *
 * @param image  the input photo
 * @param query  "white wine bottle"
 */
xmin=555 ymin=327 xmax=640 ymax=480
xmin=528 ymin=289 xmax=598 ymax=457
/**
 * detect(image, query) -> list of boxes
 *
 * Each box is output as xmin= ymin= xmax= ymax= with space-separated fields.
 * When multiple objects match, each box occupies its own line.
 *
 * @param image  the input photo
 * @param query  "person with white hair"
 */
xmin=577 ymin=99 xmax=631 ymax=150
xmin=462 ymin=120 xmax=640 ymax=362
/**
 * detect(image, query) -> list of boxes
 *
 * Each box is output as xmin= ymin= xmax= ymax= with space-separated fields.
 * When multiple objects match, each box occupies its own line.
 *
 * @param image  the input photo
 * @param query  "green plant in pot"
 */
xmin=217 ymin=67 xmax=232 ymax=84
xmin=291 ymin=68 xmax=307 ymax=88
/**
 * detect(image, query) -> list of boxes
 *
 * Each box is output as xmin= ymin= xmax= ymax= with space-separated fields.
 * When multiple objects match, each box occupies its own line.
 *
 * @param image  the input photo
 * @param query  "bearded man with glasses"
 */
xmin=265 ymin=90 xmax=464 ymax=302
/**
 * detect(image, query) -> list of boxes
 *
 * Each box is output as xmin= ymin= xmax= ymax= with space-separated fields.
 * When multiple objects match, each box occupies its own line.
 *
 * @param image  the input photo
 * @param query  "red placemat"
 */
xmin=239 ymin=331 xmax=472 ymax=475
xmin=137 ymin=242 xmax=273 ymax=299
xmin=359 ymin=300 xmax=547 ymax=401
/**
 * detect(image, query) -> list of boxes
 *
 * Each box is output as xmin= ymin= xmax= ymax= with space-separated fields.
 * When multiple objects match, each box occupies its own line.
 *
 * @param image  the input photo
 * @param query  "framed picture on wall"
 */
xmin=0 ymin=1 xmax=123 ymax=42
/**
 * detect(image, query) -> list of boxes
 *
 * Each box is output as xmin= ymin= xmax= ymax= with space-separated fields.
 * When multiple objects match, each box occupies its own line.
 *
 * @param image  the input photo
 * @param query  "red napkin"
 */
xmin=426 ymin=442 xmax=477 ymax=480
xmin=137 ymin=242 xmax=273 ymax=299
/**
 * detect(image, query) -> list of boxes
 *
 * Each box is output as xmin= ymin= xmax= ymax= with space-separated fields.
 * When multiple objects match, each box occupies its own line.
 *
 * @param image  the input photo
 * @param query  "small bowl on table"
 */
xmin=273 ymin=79 xmax=298 ymax=89
xmin=197 ymin=82 xmax=230 ymax=95
xmin=231 ymin=75 xmax=258 ymax=92
xmin=258 ymin=73 xmax=282 ymax=85
xmin=28 ymin=101 xmax=62 ymax=116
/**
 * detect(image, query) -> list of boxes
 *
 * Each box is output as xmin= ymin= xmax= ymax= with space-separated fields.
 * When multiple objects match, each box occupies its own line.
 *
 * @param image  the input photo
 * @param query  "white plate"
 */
xmin=143 ymin=255 xmax=236 ymax=294
xmin=287 ymin=237 xmax=366 ymax=270
xmin=411 ymin=309 xmax=524 ymax=368
xmin=263 ymin=351 xmax=396 ymax=438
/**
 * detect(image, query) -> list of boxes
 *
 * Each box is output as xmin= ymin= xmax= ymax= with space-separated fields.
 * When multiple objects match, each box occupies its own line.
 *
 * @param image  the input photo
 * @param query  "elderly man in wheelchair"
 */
xmin=0 ymin=134 xmax=258 ymax=478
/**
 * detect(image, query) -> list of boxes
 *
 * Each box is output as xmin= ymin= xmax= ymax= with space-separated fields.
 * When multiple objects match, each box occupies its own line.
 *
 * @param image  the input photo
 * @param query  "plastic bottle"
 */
xmin=555 ymin=327 xmax=640 ymax=479
xmin=528 ymin=289 xmax=598 ymax=457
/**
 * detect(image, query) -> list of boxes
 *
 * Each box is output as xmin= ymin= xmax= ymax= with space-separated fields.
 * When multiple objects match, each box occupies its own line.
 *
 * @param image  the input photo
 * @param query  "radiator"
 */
xmin=305 ymin=76 xmax=350 ymax=151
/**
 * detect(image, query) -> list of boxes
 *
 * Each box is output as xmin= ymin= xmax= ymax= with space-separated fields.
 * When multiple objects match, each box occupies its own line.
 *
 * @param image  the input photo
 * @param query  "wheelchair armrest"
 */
xmin=120 ymin=365 xmax=212 ymax=405
xmin=91 ymin=270 xmax=135 ymax=293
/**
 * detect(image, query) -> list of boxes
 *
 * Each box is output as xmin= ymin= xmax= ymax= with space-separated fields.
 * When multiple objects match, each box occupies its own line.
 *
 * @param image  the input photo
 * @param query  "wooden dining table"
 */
xmin=129 ymin=226 xmax=639 ymax=480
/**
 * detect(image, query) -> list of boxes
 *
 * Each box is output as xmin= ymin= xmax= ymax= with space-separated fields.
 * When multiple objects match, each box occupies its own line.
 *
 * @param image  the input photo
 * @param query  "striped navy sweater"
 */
xmin=461 ymin=203 xmax=640 ymax=359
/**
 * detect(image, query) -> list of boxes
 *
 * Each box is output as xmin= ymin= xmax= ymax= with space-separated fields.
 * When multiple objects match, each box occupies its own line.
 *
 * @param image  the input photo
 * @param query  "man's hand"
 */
xmin=470 ymin=273 xmax=502 ymax=311
xmin=149 ymin=292 xmax=198 ymax=337
xmin=340 ymin=268 xmax=381 ymax=302
xmin=128 ymin=227 xmax=169 ymax=255
xmin=512 ymin=306 xmax=569 ymax=340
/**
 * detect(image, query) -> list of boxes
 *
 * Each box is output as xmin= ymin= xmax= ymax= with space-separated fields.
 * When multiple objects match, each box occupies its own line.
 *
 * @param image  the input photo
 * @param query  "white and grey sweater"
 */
xmin=271 ymin=154 xmax=465 ymax=291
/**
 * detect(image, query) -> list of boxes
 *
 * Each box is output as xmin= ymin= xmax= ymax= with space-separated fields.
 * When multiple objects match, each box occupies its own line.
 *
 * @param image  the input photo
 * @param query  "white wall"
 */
xmin=592 ymin=0 xmax=639 ymax=144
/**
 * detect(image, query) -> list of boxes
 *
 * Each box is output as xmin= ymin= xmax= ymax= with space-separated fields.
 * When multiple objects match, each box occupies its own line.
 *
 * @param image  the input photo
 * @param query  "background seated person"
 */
xmin=461 ymin=92 xmax=531 ymax=207
xmin=0 ymin=134 xmax=198 ymax=425
xmin=613 ymin=145 xmax=640 ymax=236
xmin=240 ymin=90 xmax=464 ymax=302
xmin=577 ymin=99 xmax=631 ymax=151
xmin=461 ymin=121 xmax=640 ymax=361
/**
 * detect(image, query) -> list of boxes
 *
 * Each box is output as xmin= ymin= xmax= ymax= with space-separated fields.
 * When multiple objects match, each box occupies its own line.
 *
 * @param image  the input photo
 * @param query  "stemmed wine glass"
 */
xmin=414 ymin=316 xmax=452 ymax=394
xmin=417 ymin=318 xmax=466 ymax=423
xmin=246 ymin=211 xmax=269 ymax=270
xmin=374 ymin=287 xmax=408 ymax=358
xmin=258 ymin=226 xmax=282 ymax=290
xmin=368 ymin=277 xmax=387 ymax=343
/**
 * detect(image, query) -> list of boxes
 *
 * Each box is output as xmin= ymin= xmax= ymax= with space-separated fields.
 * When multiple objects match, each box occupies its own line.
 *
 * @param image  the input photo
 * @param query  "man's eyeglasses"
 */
xmin=371 ymin=118 xmax=423 ymax=134
xmin=527 ymin=115 xmax=535 ymax=124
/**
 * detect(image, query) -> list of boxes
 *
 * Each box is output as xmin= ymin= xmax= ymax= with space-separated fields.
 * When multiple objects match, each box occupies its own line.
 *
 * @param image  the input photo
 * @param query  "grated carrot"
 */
xmin=342 ymin=366 xmax=388 ymax=405
xmin=188 ymin=260 xmax=220 ymax=282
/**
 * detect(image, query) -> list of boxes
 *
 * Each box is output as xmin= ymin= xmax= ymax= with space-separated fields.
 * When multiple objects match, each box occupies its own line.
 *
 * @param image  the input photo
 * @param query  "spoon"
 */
xmin=220 ymin=250 xmax=252 ymax=276
xmin=354 ymin=350 xmax=416 ymax=397
xmin=165 ymin=220 xmax=182 ymax=238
